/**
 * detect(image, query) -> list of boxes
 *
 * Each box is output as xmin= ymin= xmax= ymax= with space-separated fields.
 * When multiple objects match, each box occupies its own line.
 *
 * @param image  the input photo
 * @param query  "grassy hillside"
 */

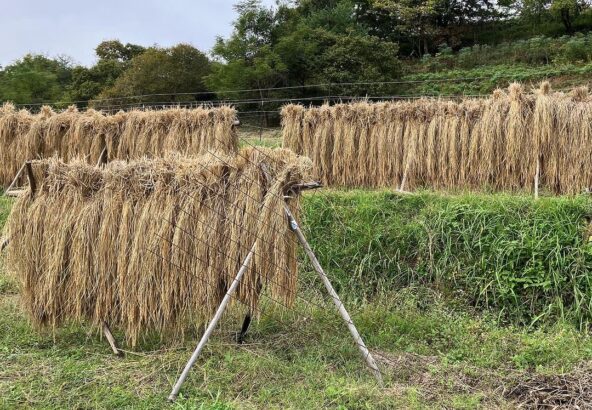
xmin=400 ymin=63 xmax=592 ymax=96
xmin=302 ymin=191 xmax=592 ymax=327
xmin=2 ymin=192 xmax=592 ymax=408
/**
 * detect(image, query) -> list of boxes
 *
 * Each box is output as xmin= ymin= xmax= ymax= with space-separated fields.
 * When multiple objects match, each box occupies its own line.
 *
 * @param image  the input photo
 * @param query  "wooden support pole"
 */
xmin=96 ymin=147 xmax=108 ymax=167
xmin=5 ymin=190 xmax=25 ymax=197
xmin=168 ymin=241 xmax=258 ymax=402
xmin=287 ymin=182 xmax=323 ymax=194
xmin=25 ymin=162 xmax=36 ymax=195
xmin=5 ymin=162 xmax=26 ymax=194
xmin=284 ymin=205 xmax=383 ymax=385
xmin=534 ymin=158 xmax=540 ymax=200
xmin=102 ymin=322 xmax=123 ymax=357
xmin=398 ymin=160 xmax=410 ymax=193
xmin=0 ymin=236 xmax=9 ymax=252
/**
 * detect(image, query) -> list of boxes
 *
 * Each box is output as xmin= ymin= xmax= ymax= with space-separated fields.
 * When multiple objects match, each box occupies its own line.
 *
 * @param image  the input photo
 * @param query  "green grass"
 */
xmin=0 ymin=195 xmax=15 ymax=295
xmin=238 ymin=129 xmax=282 ymax=149
xmin=2 ymin=191 xmax=592 ymax=408
xmin=302 ymin=190 xmax=592 ymax=327
xmin=399 ymin=63 xmax=592 ymax=95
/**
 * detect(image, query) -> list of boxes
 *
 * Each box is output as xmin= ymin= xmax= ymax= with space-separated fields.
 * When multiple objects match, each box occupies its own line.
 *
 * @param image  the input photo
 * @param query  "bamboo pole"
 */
xmin=5 ymin=162 xmax=26 ymax=194
xmin=96 ymin=147 xmax=108 ymax=167
xmin=0 ymin=236 xmax=9 ymax=252
xmin=168 ymin=241 xmax=257 ymax=402
xmin=284 ymin=205 xmax=383 ymax=385
xmin=534 ymin=158 xmax=540 ymax=200
xmin=5 ymin=190 xmax=25 ymax=197
xmin=102 ymin=322 xmax=123 ymax=357
xmin=25 ymin=162 xmax=36 ymax=195
xmin=398 ymin=160 xmax=410 ymax=193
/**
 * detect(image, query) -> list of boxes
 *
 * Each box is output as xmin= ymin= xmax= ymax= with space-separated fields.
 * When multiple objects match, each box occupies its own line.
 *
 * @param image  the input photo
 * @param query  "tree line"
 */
xmin=1 ymin=0 xmax=591 ymax=109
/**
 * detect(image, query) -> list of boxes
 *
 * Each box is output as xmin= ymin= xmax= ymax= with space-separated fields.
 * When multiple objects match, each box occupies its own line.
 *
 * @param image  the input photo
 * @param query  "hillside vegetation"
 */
xmin=2 ymin=1 xmax=592 ymax=110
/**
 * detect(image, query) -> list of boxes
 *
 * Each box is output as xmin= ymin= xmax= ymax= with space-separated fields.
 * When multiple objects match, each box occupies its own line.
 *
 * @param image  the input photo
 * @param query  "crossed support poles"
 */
xmin=1 ymin=160 xmax=381 ymax=400
xmin=167 ymin=183 xmax=382 ymax=402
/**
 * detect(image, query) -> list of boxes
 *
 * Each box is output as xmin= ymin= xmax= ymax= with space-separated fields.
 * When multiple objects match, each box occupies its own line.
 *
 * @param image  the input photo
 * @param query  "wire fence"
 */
xmin=6 ymin=71 xmax=576 ymax=111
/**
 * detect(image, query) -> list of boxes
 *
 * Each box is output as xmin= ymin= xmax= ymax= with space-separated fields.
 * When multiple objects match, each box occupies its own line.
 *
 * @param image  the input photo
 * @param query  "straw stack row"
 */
xmin=282 ymin=83 xmax=592 ymax=194
xmin=0 ymin=105 xmax=238 ymax=187
xmin=4 ymin=147 xmax=312 ymax=345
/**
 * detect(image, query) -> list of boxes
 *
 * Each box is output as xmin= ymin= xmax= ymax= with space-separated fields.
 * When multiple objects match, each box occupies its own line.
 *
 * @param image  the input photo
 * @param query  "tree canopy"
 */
xmin=207 ymin=0 xmax=401 ymax=98
xmin=97 ymin=44 xmax=211 ymax=106
xmin=0 ymin=0 xmax=591 ymax=109
xmin=0 ymin=55 xmax=73 ymax=104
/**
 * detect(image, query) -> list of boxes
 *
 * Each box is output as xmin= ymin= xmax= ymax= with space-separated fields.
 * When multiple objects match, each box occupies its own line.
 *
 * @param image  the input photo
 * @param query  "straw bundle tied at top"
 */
xmin=4 ymin=147 xmax=313 ymax=346
xmin=282 ymin=83 xmax=592 ymax=194
xmin=0 ymin=105 xmax=238 ymax=187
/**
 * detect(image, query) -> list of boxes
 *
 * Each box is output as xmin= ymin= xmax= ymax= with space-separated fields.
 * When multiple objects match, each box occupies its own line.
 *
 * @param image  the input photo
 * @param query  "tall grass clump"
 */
xmin=3 ymin=147 xmax=312 ymax=345
xmin=301 ymin=190 xmax=592 ymax=327
xmin=0 ymin=105 xmax=238 ymax=187
xmin=283 ymin=83 xmax=592 ymax=194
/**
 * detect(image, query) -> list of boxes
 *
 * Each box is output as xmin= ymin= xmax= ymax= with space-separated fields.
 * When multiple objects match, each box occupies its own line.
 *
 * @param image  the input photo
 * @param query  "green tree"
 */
xmin=511 ymin=0 xmax=591 ymax=32
xmin=97 ymin=44 xmax=211 ymax=106
xmin=370 ymin=0 xmax=502 ymax=55
xmin=66 ymin=40 xmax=146 ymax=104
xmin=95 ymin=40 xmax=146 ymax=62
xmin=207 ymin=0 xmax=288 ymax=97
xmin=207 ymin=0 xmax=401 ymax=98
xmin=0 ymin=54 xmax=73 ymax=105
xmin=551 ymin=0 xmax=584 ymax=32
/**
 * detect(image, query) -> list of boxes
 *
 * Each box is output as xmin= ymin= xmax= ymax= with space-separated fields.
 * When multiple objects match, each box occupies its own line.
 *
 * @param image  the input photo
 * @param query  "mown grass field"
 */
xmin=2 ymin=191 xmax=592 ymax=409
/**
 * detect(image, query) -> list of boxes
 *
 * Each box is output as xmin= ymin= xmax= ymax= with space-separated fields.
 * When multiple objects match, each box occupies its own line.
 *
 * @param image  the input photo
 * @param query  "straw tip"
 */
xmin=540 ymin=81 xmax=551 ymax=95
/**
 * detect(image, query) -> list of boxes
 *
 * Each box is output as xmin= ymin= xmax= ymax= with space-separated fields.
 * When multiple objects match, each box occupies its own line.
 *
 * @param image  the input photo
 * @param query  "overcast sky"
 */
xmin=1 ymin=0 xmax=276 ymax=67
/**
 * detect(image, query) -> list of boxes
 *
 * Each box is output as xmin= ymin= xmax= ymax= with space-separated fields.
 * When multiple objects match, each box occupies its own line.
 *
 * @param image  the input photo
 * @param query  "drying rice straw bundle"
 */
xmin=504 ymin=83 xmax=533 ymax=190
xmin=331 ymin=104 xmax=348 ymax=186
xmin=143 ymin=109 xmax=174 ymax=157
xmin=46 ymin=105 xmax=79 ymax=161
xmin=410 ymin=99 xmax=435 ymax=189
xmin=342 ymin=104 xmax=361 ymax=186
xmin=212 ymin=106 xmax=239 ymax=154
xmin=281 ymin=105 xmax=306 ymax=154
xmin=102 ymin=111 xmax=127 ymax=161
xmin=534 ymin=82 xmax=558 ymax=192
xmin=164 ymin=108 xmax=198 ymax=153
xmin=442 ymin=102 xmax=460 ymax=188
xmin=355 ymin=102 xmax=374 ymax=186
xmin=318 ymin=105 xmax=335 ymax=186
xmin=400 ymin=102 xmax=420 ymax=189
xmin=458 ymin=98 xmax=484 ymax=188
xmin=307 ymin=107 xmax=325 ymax=182
xmin=389 ymin=102 xmax=406 ymax=186
xmin=23 ymin=106 xmax=55 ymax=164
xmin=4 ymin=147 xmax=313 ymax=346
xmin=560 ymin=87 xmax=592 ymax=194
xmin=478 ymin=89 xmax=509 ymax=188
xmin=116 ymin=109 xmax=148 ymax=159
xmin=423 ymin=100 xmax=442 ymax=187
xmin=188 ymin=108 xmax=214 ymax=156
xmin=0 ymin=105 xmax=239 ymax=187
xmin=69 ymin=109 xmax=107 ymax=164
xmin=301 ymin=106 xmax=318 ymax=160
xmin=567 ymin=88 xmax=592 ymax=193
xmin=372 ymin=103 xmax=390 ymax=187
xmin=0 ymin=104 xmax=33 ymax=185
